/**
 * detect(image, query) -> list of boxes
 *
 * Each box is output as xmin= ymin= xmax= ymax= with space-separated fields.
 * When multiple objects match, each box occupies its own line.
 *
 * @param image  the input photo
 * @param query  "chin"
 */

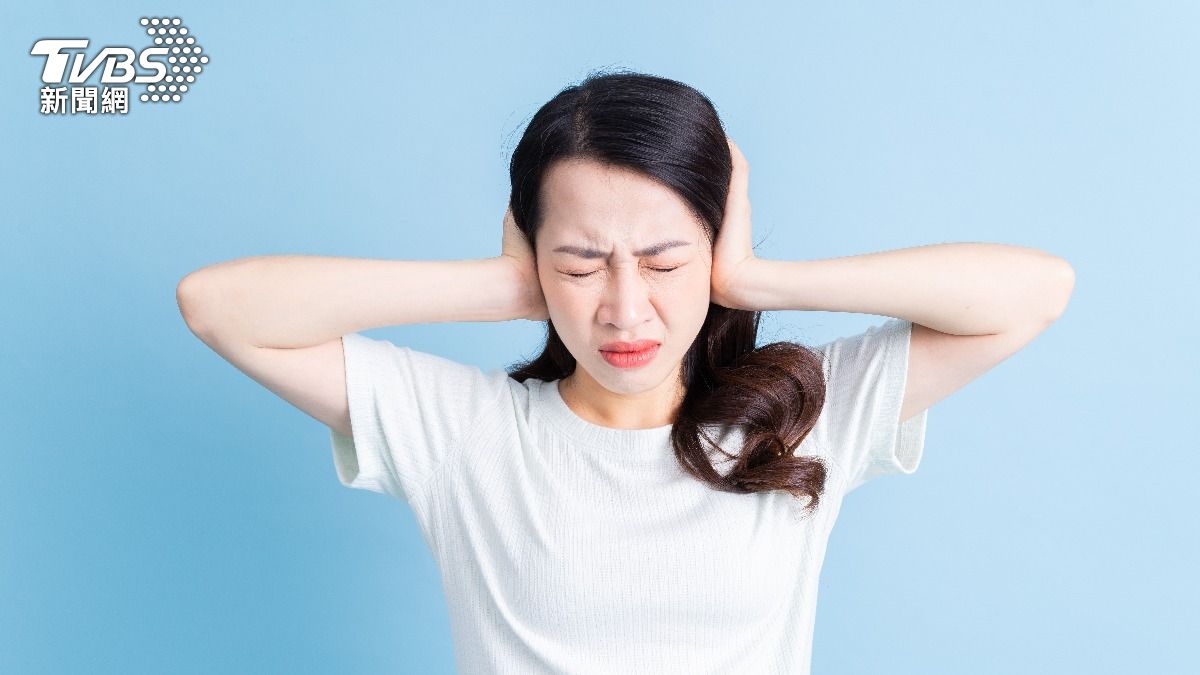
xmin=596 ymin=361 xmax=674 ymax=391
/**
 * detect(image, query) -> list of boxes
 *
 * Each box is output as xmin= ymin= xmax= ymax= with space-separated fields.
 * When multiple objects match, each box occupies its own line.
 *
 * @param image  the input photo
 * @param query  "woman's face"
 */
xmin=535 ymin=157 xmax=713 ymax=398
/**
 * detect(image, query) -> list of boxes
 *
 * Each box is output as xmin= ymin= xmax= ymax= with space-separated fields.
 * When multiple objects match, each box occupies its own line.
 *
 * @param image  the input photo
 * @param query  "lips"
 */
xmin=599 ymin=339 xmax=661 ymax=353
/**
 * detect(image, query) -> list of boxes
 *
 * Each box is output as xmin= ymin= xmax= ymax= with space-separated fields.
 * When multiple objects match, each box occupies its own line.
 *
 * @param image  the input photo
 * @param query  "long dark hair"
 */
xmin=505 ymin=69 xmax=829 ymax=514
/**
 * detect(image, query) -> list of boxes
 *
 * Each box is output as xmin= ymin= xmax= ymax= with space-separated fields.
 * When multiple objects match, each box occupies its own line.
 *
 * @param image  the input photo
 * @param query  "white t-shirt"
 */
xmin=330 ymin=317 xmax=928 ymax=674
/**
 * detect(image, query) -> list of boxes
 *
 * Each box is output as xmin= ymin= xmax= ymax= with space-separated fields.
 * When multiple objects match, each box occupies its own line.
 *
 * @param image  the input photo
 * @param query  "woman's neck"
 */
xmin=559 ymin=368 xmax=685 ymax=430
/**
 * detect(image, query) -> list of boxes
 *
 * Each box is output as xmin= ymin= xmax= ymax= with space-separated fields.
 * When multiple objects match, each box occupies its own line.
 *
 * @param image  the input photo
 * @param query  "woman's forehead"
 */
xmin=542 ymin=159 xmax=705 ymax=243
xmin=541 ymin=159 xmax=698 ymax=231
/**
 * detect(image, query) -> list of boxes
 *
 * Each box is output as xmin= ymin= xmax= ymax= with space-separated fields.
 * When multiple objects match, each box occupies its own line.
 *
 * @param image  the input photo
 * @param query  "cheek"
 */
xmin=675 ymin=267 xmax=712 ymax=300
xmin=656 ymin=273 xmax=711 ymax=322
xmin=542 ymin=281 xmax=594 ymax=327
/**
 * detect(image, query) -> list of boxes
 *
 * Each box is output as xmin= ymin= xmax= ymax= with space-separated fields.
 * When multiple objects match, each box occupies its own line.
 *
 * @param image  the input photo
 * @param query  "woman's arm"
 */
xmin=177 ymin=255 xmax=535 ymax=349
xmin=728 ymin=243 xmax=1075 ymax=336
xmin=723 ymin=246 xmax=1075 ymax=423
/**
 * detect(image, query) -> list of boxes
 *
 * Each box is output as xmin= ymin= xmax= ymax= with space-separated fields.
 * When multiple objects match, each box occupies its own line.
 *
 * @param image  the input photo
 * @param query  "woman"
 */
xmin=176 ymin=70 xmax=1074 ymax=674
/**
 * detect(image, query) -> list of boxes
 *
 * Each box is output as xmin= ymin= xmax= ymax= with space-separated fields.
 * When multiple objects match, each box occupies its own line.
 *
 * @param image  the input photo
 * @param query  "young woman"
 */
xmin=177 ymin=71 xmax=1074 ymax=674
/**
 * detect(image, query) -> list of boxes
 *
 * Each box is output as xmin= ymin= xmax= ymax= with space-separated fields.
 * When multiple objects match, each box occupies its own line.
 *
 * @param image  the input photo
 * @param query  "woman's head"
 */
xmin=507 ymin=69 xmax=829 ymax=513
xmin=534 ymin=158 xmax=712 ymax=399
xmin=508 ymin=70 xmax=732 ymax=397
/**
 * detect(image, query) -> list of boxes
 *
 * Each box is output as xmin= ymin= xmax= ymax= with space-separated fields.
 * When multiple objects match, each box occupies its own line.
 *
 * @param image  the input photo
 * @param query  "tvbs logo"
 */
xmin=31 ymin=17 xmax=208 ymax=115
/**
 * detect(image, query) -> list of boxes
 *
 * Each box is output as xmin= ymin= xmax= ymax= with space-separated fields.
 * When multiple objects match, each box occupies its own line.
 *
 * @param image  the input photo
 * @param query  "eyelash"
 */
xmin=565 ymin=267 xmax=679 ymax=278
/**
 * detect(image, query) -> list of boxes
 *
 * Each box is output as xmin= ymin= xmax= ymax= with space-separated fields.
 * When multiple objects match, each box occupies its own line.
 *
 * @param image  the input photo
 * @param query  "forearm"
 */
xmin=738 ymin=243 xmax=1075 ymax=335
xmin=176 ymin=255 xmax=530 ymax=348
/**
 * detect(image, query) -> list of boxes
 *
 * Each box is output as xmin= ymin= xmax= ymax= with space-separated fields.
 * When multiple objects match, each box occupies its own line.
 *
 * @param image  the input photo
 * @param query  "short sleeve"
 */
xmin=329 ymin=332 xmax=509 ymax=503
xmin=813 ymin=318 xmax=928 ymax=494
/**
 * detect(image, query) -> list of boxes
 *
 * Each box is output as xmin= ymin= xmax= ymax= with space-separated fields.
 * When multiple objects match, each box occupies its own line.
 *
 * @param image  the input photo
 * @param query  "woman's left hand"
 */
xmin=710 ymin=137 xmax=761 ymax=311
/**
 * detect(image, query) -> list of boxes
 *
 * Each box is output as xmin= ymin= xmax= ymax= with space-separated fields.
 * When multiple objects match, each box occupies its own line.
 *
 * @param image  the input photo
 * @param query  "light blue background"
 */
xmin=3 ymin=1 xmax=1196 ymax=673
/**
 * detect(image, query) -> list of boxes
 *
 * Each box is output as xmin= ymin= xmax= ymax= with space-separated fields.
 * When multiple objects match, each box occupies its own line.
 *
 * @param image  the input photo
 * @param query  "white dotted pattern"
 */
xmin=139 ymin=17 xmax=208 ymax=105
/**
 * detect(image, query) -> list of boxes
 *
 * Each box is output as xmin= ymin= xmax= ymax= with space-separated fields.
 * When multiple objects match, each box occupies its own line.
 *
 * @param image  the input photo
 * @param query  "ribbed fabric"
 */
xmin=329 ymin=317 xmax=928 ymax=674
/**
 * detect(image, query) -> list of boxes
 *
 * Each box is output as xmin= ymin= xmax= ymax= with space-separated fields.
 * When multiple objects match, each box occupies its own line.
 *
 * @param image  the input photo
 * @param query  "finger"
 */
xmin=726 ymin=137 xmax=748 ymax=170
xmin=725 ymin=140 xmax=751 ymax=225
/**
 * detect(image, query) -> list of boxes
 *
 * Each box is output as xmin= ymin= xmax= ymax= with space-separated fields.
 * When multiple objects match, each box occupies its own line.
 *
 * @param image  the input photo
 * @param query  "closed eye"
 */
xmin=564 ymin=267 xmax=679 ymax=278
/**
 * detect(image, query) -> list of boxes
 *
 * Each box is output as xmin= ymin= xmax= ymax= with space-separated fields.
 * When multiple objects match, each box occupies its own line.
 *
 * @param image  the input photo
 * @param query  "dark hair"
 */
xmin=505 ymin=68 xmax=829 ymax=515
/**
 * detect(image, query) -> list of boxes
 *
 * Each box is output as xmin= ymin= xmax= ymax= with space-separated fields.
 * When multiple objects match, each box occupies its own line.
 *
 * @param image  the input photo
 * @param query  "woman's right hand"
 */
xmin=501 ymin=205 xmax=549 ymax=321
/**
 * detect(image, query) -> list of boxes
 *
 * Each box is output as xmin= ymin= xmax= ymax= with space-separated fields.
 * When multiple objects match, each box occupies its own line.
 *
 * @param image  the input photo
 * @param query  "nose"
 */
xmin=597 ymin=263 xmax=654 ymax=331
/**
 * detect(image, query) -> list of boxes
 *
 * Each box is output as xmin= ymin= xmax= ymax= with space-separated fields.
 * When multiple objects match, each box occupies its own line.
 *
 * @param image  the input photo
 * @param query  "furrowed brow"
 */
xmin=552 ymin=240 xmax=692 ymax=259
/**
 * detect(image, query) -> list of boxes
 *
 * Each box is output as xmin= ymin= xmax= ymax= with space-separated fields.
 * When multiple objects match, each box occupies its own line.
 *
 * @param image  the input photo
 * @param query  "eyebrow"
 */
xmin=551 ymin=239 xmax=693 ymax=259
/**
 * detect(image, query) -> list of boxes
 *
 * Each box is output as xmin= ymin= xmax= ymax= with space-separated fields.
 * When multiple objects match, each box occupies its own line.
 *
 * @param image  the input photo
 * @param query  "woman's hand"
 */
xmin=710 ymin=137 xmax=762 ymax=311
xmin=501 ymin=205 xmax=550 ymax=321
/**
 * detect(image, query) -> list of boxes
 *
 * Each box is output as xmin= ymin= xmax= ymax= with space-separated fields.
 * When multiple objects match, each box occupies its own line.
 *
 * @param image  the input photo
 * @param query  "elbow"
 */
xmin=176 ymin=272 xmax=217 ymax=339
xmin=1043 ymin=257 xmax=1076 ymax=324
xmin=175 ymin=274 xmax=197 ymax=323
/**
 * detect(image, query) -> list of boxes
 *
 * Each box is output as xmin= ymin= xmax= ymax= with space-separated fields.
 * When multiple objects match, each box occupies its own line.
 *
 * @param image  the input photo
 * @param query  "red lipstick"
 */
xmin=599 ymin=340 xmax=660 ymax=369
